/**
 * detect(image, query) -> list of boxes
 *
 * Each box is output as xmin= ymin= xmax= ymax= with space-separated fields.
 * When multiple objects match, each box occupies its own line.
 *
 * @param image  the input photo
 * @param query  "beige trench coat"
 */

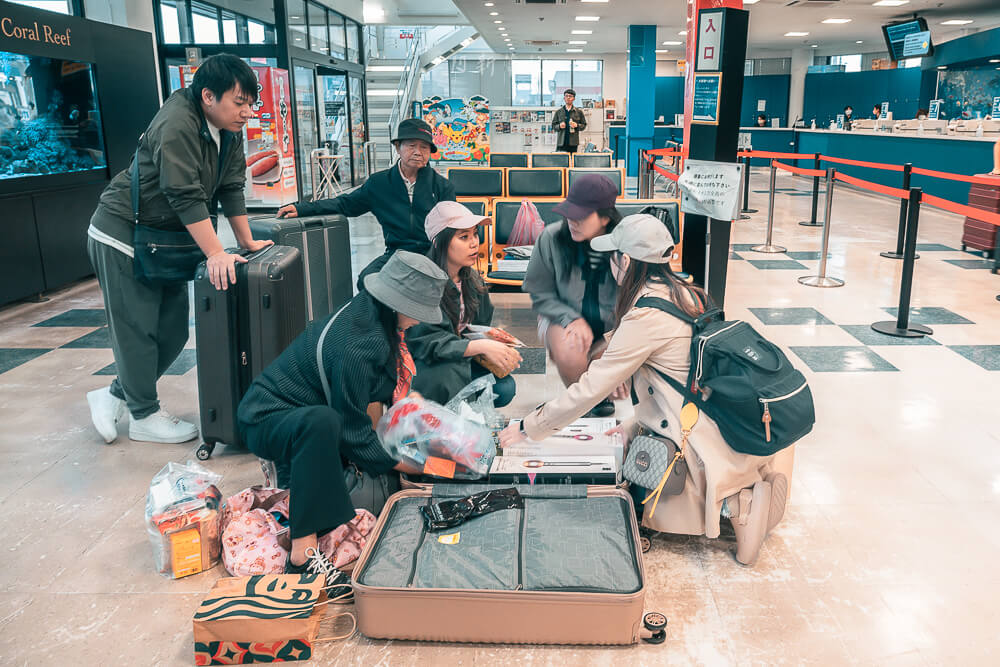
xmin=522 ymin=282 xmax=795 ymax=538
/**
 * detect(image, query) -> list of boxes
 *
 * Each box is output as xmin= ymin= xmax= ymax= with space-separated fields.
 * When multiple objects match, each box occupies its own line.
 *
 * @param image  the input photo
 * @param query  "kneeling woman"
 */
xmin=238 ymin=252 xmax=447 ymax=579
xmin=407 ymin=201 xmax=519 ymax=407
xmin=500 ymin=215 xmax=793 ymax=566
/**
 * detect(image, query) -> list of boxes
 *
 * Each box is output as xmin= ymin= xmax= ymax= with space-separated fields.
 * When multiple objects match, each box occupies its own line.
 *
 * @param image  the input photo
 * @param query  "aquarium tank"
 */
xmin=0 ymin=52 xmax=107 ymax=180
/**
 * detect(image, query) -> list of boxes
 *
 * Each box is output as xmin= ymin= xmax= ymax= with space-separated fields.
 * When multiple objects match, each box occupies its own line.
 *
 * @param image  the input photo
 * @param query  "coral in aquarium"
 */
xmin=0 ymin=115 xmax=98 ymax=177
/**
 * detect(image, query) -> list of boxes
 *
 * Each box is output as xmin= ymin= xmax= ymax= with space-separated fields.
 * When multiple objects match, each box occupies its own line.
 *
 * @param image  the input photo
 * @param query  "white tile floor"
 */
xmin=0 ymin=170 xmax=998 ymax=665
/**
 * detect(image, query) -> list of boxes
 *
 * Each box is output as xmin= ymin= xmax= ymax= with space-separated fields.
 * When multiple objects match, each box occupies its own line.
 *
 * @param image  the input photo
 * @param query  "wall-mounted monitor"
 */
xmin=882 ymin=18 xmax=934 ymax=61
xmin=0 ymin=53 xmax=107 ymax=181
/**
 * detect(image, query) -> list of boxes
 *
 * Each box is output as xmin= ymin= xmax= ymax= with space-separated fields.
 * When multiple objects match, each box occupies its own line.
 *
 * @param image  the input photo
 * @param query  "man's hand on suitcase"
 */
xmin=206 ymin=251 xmax=248 ymax=291
xmin=276 ymin=204 xmax=299 ymax=218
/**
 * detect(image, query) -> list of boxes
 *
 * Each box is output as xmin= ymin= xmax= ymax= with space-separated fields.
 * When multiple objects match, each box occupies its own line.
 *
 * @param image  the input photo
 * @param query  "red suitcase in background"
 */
xmin=962 ymin=178 xmax=1000 ymax=261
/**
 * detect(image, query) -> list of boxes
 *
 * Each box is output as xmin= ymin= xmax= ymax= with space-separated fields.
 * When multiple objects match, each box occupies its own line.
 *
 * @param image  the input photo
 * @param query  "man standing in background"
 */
xmin=553 ymin=89 xmax=587 ymax=154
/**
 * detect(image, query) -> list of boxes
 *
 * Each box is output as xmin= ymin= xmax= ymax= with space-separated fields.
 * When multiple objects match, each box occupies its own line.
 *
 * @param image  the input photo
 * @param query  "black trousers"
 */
xmin=243 ymin=406 xmax=356 ymax=540
xmin=557 ymin=144 xmax=579 ymax=154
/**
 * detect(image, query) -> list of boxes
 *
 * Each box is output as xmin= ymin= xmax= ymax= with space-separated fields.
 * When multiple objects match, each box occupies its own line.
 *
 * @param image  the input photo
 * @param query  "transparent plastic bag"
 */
xmin=144 ymin=461 xmax=223 ymax=579
xmin=445 ymin=374 xmax=508 ymax=430
xmin=376 ymin=397 xmax=495 ymax=480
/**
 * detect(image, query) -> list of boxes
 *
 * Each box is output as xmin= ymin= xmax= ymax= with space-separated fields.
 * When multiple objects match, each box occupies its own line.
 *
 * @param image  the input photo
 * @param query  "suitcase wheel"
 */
xmin=196 ymin=442 xmax=216 ymax=461
xmin=641 ymin=612 xmax=668 ymax=645
xmin=640 ymin=536 xmax=652 ymax=553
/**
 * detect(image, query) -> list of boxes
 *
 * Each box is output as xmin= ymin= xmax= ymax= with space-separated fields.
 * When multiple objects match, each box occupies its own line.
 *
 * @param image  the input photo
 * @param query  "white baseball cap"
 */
xmin=590 ymin=214 xmax=675 ymax=264
xmin=424 ymin=201 xmax=491 ymax=242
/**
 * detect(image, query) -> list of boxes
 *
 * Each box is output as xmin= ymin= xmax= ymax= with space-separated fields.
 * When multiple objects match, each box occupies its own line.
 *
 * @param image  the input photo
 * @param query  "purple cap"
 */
xmin=553 ymin=173 xmax=619 ymax=220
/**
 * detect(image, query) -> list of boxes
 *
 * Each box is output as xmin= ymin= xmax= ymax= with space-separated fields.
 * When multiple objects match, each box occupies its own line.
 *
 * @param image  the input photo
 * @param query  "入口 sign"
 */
xmin=1 ymin=16 xmax=71 ymax=46
xmin=679 ymin=159 xmax=744 ymax=221
xmin=696 ymin=10 xmax=723 ymax=71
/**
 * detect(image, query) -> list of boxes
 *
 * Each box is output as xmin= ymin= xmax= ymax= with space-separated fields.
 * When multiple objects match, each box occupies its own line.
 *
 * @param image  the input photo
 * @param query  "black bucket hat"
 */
xmin=393 ymin=118 xmax=437 ymax=153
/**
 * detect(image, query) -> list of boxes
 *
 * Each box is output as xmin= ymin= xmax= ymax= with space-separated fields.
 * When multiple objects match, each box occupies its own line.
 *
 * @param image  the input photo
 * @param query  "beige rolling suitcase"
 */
xmin=352 ymin=484 xmax=666 ymax=645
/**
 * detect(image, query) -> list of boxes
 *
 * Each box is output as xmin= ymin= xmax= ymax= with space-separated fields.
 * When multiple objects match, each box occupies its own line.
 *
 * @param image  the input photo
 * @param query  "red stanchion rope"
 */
xmin=833 ymin=172 xmax=909 ymax=199
xmin=772 ymin=160 xmax=826 ymax=178
xmin=650 ymin=163 xmax=680 ymax=182
xmin=644 ymin=148 xmax=685 ymax=158
xmin=909 ymin=167 xmax=1000 ymax=186
xmin=922 ymin=194 xmax=1000 ymax=227
xmin=820 ymin=155 xmax=904 ymax=172
xmin=744 ymin=150 xmax=814 ymax=160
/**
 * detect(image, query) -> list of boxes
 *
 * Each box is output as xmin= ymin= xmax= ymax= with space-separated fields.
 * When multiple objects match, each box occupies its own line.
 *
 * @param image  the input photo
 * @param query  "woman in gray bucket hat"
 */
xmin=238 ymin=251 xmax=448 ymax=587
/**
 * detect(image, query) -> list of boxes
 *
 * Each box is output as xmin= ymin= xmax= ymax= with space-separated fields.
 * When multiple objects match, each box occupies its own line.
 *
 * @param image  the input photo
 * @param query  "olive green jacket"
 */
xmin=92 ymin=87 xmax=248 ymax=247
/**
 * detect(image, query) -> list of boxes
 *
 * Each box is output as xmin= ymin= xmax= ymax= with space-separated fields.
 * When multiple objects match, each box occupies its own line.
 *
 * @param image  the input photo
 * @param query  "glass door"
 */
xmin=317 ymin=69 xmax=350 ymax=187
xmin=349 ymin=74 xmax=368 ymax=185
xmin=292 ymin=62 xmax=318 ymax=199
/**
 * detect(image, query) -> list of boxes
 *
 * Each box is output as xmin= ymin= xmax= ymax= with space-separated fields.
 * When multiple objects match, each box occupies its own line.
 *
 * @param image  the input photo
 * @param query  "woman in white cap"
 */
xmin=238 ymin=251 xmax=448 ymax=585
xmin=408 ymin=201 xmax=520 ymax=406
xmin=501 ymin=215 xmax=792 ymax=567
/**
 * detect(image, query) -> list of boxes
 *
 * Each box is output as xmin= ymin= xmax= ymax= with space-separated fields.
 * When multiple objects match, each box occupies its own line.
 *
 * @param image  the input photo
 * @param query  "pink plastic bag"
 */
xmin=220 ymin=486 xmax=376 ymax=576
xmin=507 ymin=199 xmax=545 ymax=246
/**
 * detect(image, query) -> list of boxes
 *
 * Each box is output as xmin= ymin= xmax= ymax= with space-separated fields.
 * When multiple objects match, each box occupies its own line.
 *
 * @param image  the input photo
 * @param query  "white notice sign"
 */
xmin=679 ymin=159 xmax=744 ymax=221
xmin=696 ymin=10 xmax=724 ymax=71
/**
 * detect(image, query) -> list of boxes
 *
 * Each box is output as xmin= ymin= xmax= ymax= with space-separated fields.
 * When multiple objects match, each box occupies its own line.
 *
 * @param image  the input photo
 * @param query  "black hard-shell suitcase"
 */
xmin=193 ymin=245 xmax=307 ymax=459
xmin=249 ymin=215 xmax=352 ymax=322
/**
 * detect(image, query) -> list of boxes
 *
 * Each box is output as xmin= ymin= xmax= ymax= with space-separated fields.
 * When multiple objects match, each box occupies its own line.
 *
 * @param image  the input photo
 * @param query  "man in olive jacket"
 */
xmin=276 ymin=118 xmax=455 ymax=287
xmin=86 ymin=54 xmax=272 ymax=445
xmin=552 ymin=88 xmax=587 ymax=154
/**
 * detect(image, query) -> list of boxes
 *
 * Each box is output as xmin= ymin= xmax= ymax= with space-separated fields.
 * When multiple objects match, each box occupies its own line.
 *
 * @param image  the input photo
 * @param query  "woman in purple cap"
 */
xmin=522 ymin=173 xmax=625 ymax=417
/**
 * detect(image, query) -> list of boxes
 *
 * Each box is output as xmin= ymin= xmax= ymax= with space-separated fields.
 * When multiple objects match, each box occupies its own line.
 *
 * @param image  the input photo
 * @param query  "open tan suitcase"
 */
xmin=352 ymin=484 xmax=656 ymax=645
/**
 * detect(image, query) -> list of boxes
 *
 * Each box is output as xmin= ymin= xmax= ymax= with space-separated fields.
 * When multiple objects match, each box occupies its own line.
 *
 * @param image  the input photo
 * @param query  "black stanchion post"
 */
xmin=880 ymin=163 xmax=918 ymax=260
xmin=741 ymin=154 xmax=757 ymax=215
xmin=872 ymin=187 xmax=933 ymax=338
xmin=799 ymin=153 xmax=823 ymax=227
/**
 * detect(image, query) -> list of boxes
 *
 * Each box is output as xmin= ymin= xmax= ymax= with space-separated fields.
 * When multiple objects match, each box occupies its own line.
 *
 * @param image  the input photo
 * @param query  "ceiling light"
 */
xmin=662 ymin=41 xmax=682 ymax=45
xmin=654 ymin=50 xmax=669 ymax=54
xmin=679 ymin=31 xmax=687 ymax=36
xmin=569 ymin=40 xmax=587 ymax=45
xmin=872 ymin=0 xmax=908 ymax=6
xmin=856 ymin=40 xmax=864 ymax=44
xmin=937 ymin=66 xmax=946 ymax=70
xmin=363 ymin=5 xmax=385 ymax=21
xmin=572 ymin=30 xmax=593 ymax=35
xmin=811 ymin=44 xmax=818 ymax=48
xmin=822 ymin=18 xmax=851 ymax=24
xmin=991 ymin=59 xmax=1000 ymax=63
xmin=489 ymin=11 xmax=498 ymax=16
xmin=581 ymin=0 xmax=609 ymax=3
xmin=493 ymin=20 xmax=502 ymax=24
xmin=484 ymin=2 xmax=493 ymax=5
xmin=941 ymin=20 xmax=973 ymax=26
xmin=784 ymin=32 xmax=809 ymax=37
xmin=743 ymin=0 xmax=759 ymax=4
xmin=566 ymin=49 xmax=583 ymax=53
xmin=576 ymin=16 xmax=600 ymax=22
xmin=498 ymin=27 xmax=506 ymax=31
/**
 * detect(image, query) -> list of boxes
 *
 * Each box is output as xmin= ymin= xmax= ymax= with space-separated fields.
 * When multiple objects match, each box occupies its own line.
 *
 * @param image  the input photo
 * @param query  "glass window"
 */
xmin=512 ymin=60 xmax=541 ymax=106
xmin=328 ymin=12 xmax=347 ymax=60
xmin=287 ymin=0 xmax=308 ymax=50
xmin=542 ymin=60 xmax=572 ymax=106
xmin=901 ymin=57 xmax=922 ymax=68
xmin=571 ymin=60 xmax=602 ymax=104
xmin=221 ymin=11 xmax=238 ymax=44
xmin=346 ymin=20 xmax=360 ymax=63
xmin=307 ymin=2 xmax=328 ymax=54
xmin=830 ymin=54 xmax=862 ymax=73
xmin=420 ymin=64 xmax=450 ymax=100
xmin=247 ymin=19 xmax=267 ymax=44
xmin=5 ymin=0 xmax=70 ymax=14
xmin=450 ymin=60 xmax=482 ymax=101
xmin=160 ymin=1 xmax=182 ymax=44
xmin=191 ymin=2 xmax=220 ymax=44
xmin=293 ymin=65 xmax=317 ymax=199
xmin=349 ymin=75 xmax=367 ymax=184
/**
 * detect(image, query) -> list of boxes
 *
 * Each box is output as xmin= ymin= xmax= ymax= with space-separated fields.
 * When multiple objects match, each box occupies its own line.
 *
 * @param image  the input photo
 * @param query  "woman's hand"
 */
xmin=469 ymin=339 xmax=522 ymax=375
xmin=564 ymin=318 xmax=594 ymax=354
xmin=239 ymin=238 xmax=274 ymax=253
xmin=206 ymin=251 xmax=248 ymax=290
xmin=609 ymin=380 xmax=629 ymax=401
xmin=604 ymin=424 xmax=631 ymax=447
xmin=499 ymin=421 xmax=528 ymax=447
xmin=276 ymin=204 xmax=298 ymax=218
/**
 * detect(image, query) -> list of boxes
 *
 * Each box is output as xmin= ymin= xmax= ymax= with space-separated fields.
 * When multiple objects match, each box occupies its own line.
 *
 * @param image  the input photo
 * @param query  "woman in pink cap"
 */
xmin=407 ymin=201 xmax=520 ymax=406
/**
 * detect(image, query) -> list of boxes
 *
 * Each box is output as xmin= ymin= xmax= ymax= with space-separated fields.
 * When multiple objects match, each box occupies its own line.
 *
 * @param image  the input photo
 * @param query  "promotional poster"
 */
xmin=244 ymin=66 xmax=298 ymax=206
xmin=417 ymin=95 xmax=489 ymax=161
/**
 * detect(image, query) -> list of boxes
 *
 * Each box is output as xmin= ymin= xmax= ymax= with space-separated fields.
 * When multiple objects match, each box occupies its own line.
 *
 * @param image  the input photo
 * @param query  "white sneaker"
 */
xmin=87 ymin=387 xmax=126 ymax=444
xmin=129 ymin=410 xmax=199 ymax=444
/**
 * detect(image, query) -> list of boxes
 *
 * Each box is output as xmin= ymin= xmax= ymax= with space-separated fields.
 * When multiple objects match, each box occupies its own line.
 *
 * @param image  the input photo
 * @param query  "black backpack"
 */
xmin=636 ymin=296 xmax=814 ymax=457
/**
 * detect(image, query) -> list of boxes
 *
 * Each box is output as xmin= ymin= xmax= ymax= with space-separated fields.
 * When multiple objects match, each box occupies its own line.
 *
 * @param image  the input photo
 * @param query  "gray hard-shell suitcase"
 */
xmin=193 ymin=245 xmax=306 ymax=459
xmin=353 ymin=484 xmax=667 ymax=645
xmin=249 ymin=215 xmax=352 ymax=322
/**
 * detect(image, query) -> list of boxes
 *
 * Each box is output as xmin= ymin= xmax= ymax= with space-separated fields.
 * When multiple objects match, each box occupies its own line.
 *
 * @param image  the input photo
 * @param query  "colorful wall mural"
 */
xmin=938 ymin=66 xmax=1000 ymax=120
xmin=417 ymin=95 xmax=489 ymax=161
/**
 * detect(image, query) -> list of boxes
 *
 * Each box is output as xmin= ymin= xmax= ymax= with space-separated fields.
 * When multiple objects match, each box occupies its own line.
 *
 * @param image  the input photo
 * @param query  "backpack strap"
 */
xmin=316 ymin=303 xmax=351 ymax=406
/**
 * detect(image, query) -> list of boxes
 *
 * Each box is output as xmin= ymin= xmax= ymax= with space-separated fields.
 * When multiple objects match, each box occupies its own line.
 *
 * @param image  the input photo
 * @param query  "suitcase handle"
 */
xmin=301 ymin=217 xmax=324 ymax=228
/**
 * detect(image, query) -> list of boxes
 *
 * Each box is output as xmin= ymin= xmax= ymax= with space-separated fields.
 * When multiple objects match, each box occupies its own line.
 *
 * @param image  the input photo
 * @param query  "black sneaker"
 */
xmin=587 ymin=398 xmax=616 ymax=418
xmin=285 ymin=547 xmax=354 ymax=603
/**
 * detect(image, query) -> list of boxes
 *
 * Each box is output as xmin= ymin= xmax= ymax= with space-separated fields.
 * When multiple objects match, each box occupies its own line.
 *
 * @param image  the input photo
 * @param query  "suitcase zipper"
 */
xmin=148 ymin=242 xmax=197 ymax=252
xmin=758 ymin=381 xmax=808 ymax=442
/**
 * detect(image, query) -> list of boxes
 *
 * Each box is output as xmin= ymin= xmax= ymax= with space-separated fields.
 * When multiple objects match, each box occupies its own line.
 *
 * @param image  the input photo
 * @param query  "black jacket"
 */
xmin=295 ymin=162 xmax=456 ymax=254
xmin=407 ymin=281 xmax=495 ymax=404
xmin=552 ymin=106 xmax=588 ymax=148
xmin=237 ymin=291 xmax=398 ymax=474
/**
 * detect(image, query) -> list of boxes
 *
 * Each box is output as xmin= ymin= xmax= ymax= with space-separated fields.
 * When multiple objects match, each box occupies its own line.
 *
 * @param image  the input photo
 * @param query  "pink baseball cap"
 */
xmin=424 ymin=201 xmax=491 ymax=242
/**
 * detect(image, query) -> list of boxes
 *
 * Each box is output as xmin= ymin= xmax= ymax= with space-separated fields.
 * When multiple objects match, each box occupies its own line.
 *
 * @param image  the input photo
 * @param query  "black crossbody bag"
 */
xmin=131 ymin=135 xmax=224 ymax=286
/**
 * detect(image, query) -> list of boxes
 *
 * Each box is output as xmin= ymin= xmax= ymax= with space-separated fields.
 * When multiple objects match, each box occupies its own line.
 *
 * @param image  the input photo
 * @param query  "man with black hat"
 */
xmin=277 ymin=118 xmax=456 ymax=286
xmin=552 ymin=89 xmax=587 ymax=154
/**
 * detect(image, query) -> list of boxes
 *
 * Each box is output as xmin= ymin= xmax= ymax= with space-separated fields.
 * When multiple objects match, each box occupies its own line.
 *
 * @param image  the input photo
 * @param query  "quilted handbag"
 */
xmin=623 ymin=435 xmax=687 ymax=498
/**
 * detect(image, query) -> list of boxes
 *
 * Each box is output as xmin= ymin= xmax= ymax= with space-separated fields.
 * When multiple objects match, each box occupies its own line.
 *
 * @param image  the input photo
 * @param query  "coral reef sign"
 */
xmin=1 ymin=18 xmax=72 ymax=47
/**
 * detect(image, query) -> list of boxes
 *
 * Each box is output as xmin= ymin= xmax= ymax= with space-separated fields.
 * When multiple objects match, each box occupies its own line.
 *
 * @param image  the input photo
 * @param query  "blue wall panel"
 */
xmin=802 ymin=69 xmax=922 ymax=127
xmin=654 ymin=76 xmax=685 ymax=124
xmin=740 ymin=75 xmax=790 ymax=127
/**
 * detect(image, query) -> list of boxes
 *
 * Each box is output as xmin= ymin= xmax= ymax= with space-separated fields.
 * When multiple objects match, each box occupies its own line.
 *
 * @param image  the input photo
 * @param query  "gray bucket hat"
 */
xmin=363 ymin=251 xmax=448 ymax=323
